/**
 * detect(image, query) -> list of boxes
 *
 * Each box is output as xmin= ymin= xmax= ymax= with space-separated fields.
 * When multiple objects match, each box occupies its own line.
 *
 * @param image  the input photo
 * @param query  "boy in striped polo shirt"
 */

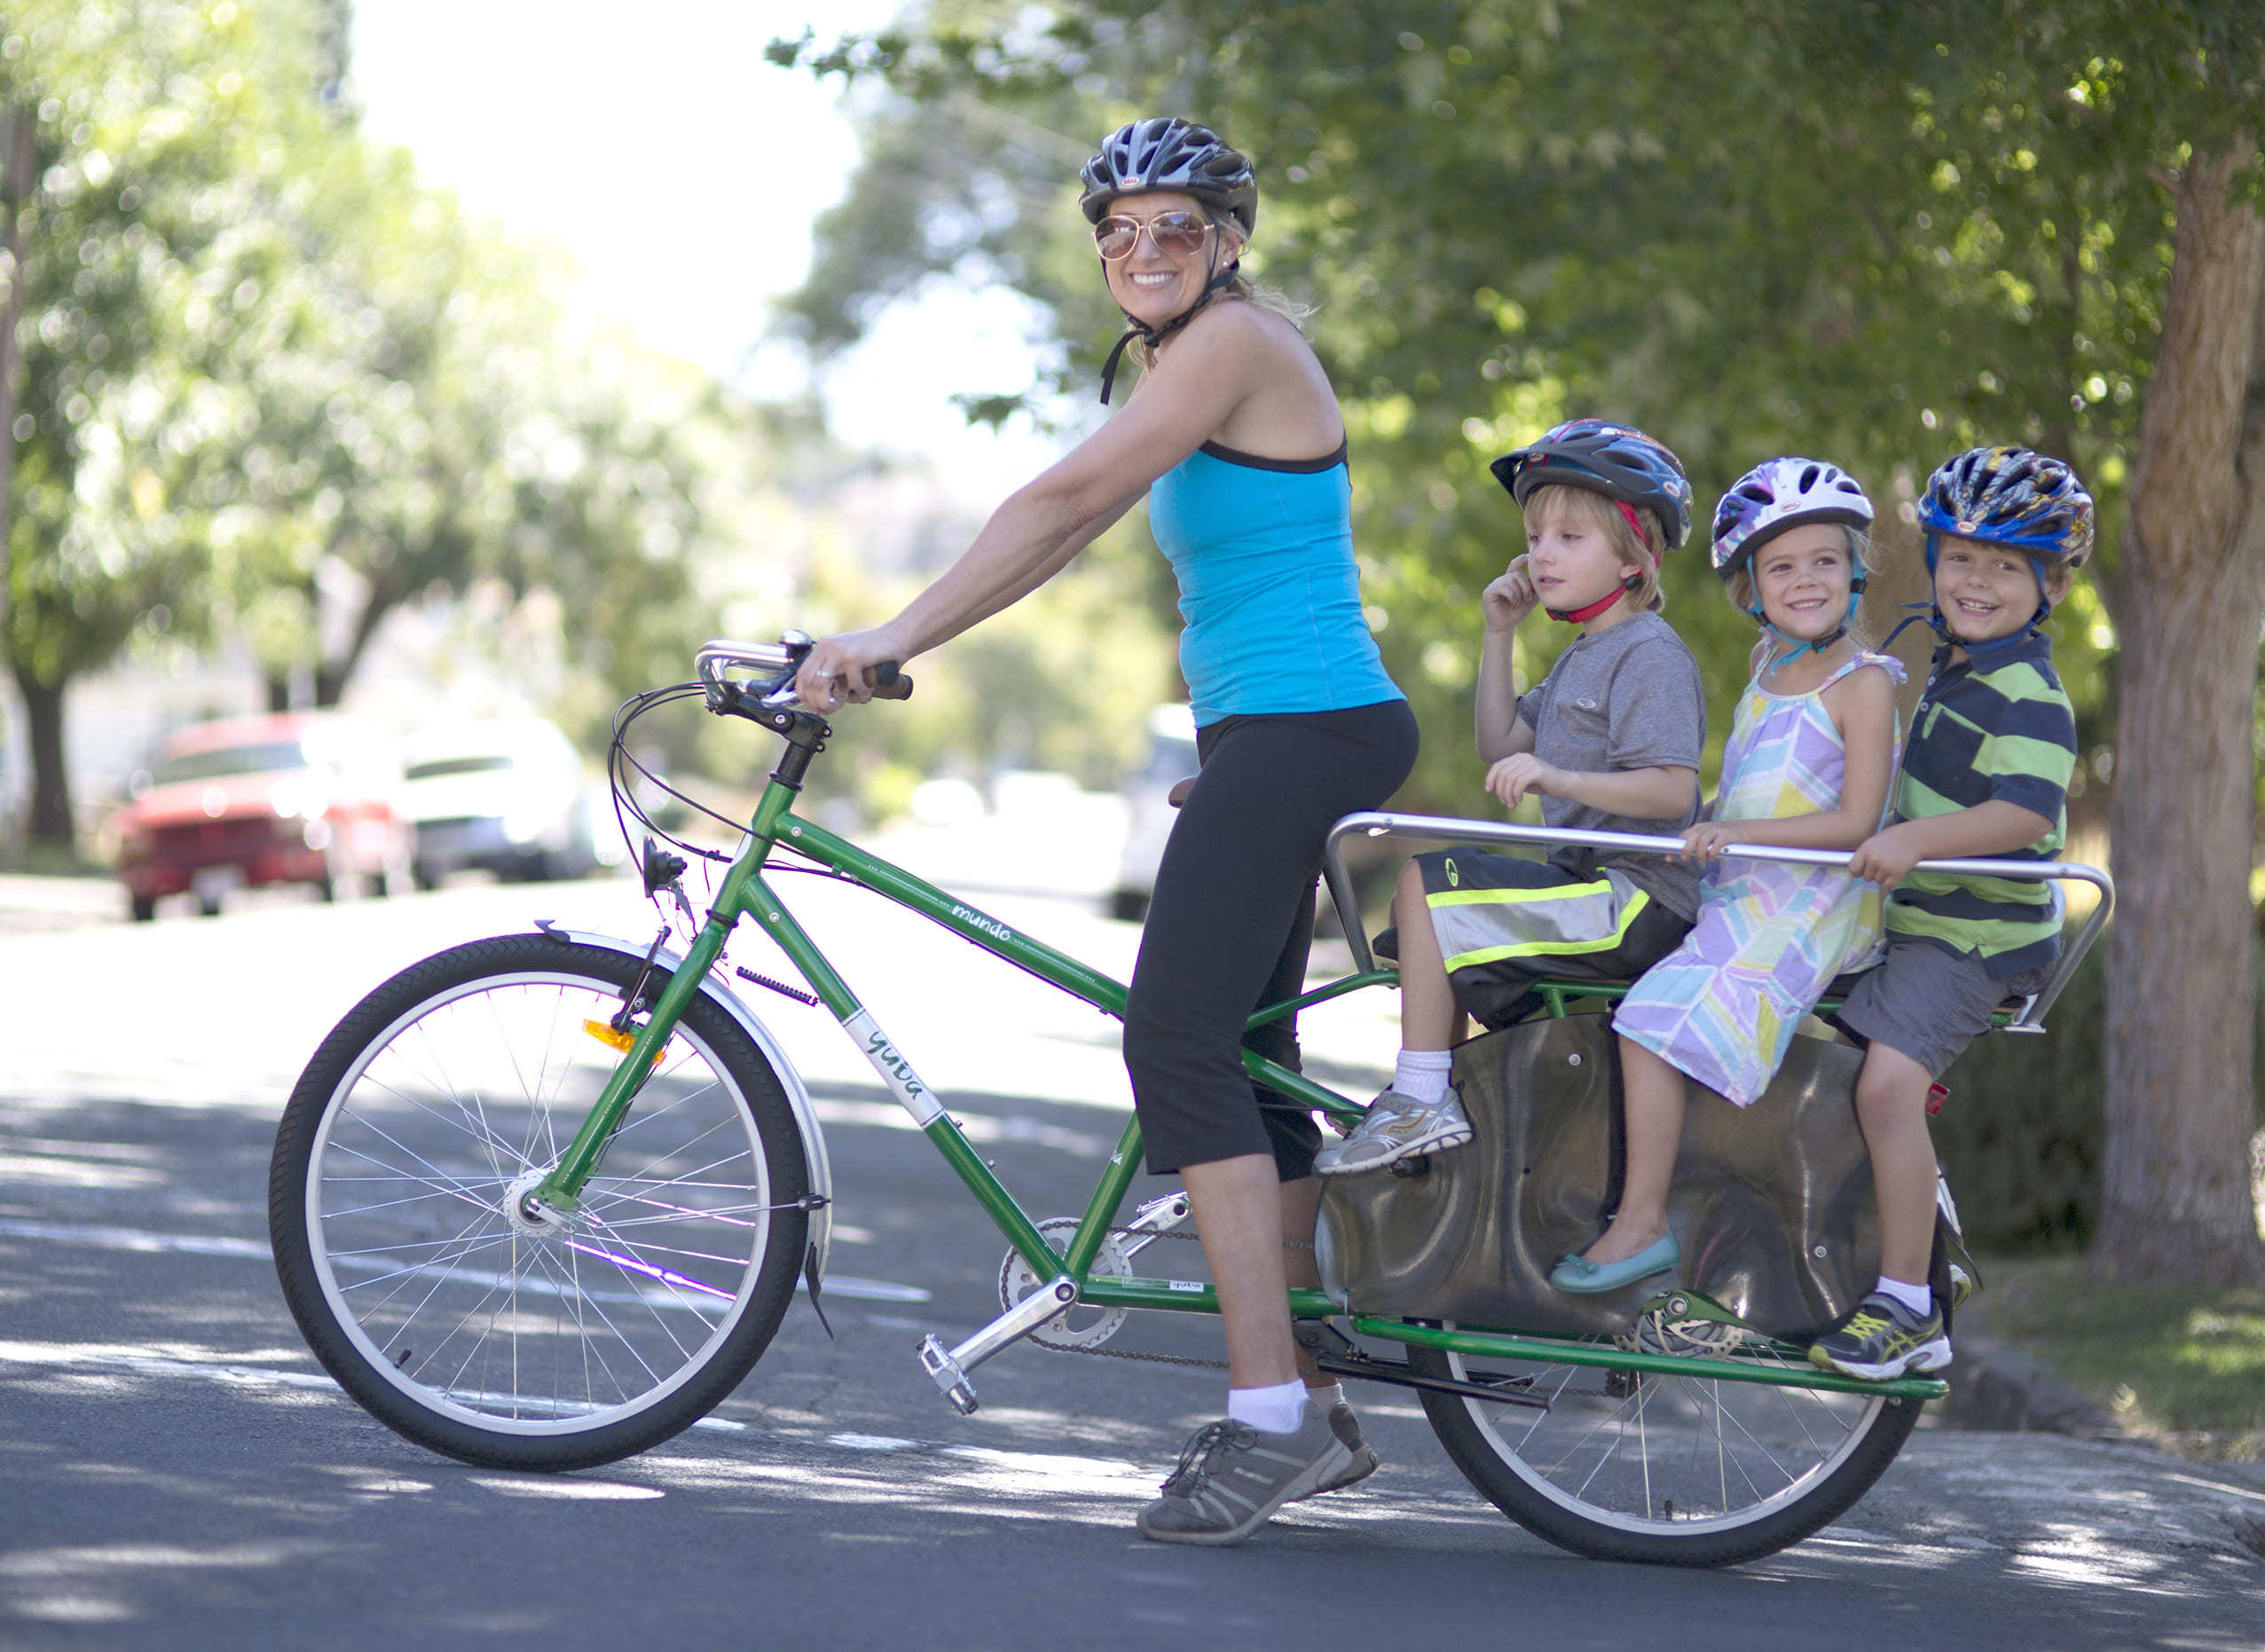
xmin=1815 ymin=446 xmax=2094 ymax=1380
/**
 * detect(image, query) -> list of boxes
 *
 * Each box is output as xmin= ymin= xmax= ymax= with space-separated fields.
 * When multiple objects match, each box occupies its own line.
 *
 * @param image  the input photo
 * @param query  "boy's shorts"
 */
xmin=1415 ymin=848 xmax=1691 ymax=1030
xmin=1831 ymin=939 xmax=2055 ymax=1078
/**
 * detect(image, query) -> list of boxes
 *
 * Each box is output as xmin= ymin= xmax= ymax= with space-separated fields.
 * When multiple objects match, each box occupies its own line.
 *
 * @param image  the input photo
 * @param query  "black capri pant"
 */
xmin=1122 ymin=699 xmax=1419 ymax=1178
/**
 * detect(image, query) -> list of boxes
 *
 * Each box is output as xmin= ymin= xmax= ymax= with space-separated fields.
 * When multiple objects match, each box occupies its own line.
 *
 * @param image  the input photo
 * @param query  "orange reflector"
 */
xmin=583 ymin=1019 xmax=668 ymax=1065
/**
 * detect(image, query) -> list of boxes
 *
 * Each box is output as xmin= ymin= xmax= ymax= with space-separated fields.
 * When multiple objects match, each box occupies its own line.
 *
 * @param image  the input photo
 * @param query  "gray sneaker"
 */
xmin=1313 ymin=1084 xmax=1472 ymax=1176
xmin=1136 ymin=1403 xmax=1354 ymax=1546
xmin=1164 ymin=1400 xmax=1380 ymax=1502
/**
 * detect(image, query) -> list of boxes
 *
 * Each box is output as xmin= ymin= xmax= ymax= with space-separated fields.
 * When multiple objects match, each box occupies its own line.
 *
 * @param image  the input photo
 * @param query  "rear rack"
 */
xmin=1320 ymin=813 xmax=2113 ymax=1035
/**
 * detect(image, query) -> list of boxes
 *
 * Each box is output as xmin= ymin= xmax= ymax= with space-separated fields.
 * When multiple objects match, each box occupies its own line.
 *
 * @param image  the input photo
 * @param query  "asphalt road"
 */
xmin=3 ymin=811 xmax=2261 ymax=1650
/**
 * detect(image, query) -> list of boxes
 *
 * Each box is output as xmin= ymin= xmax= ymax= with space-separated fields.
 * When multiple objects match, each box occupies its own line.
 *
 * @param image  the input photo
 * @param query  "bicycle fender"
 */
xmin=531 ymin=922 xmax=833 ymax=1286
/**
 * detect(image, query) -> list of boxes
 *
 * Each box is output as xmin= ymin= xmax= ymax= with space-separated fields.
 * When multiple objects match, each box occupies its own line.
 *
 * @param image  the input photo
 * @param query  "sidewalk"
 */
xmin=0 ymin=871 xmax=125 ymax=934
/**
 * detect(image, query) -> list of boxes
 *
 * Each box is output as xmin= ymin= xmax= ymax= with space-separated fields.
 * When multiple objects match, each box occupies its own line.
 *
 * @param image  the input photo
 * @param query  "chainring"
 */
xmin=997 ymin=1216 xmax=1132 ymax=1351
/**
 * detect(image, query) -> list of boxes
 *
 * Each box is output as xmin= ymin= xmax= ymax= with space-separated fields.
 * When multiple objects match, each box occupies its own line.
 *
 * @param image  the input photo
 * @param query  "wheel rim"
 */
xmin=1443 ymin=1336 xmax=1891 ymax=1538
xmin=303 ymin=970 xmax=775 ymax=1436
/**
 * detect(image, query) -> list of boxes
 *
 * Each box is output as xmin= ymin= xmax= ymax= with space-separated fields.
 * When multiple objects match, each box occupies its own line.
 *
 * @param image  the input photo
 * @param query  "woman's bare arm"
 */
xmin=796 ymin=303 xmax=1292 ymax=704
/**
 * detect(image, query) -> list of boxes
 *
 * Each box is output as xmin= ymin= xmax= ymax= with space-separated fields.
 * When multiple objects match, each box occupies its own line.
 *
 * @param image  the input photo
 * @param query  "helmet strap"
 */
xmin=1549 ymin=577 xmax=1640 ymax=625
xmin=1097 ymin=254 xmax=1242 ymax=405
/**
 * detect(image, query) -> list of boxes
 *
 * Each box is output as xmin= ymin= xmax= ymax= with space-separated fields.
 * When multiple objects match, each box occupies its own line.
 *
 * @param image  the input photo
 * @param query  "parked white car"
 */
xmin=400 ymin=717 xmax=621 ymax=887
xmin=1109 ymin=703 xmax=1199 ymax=922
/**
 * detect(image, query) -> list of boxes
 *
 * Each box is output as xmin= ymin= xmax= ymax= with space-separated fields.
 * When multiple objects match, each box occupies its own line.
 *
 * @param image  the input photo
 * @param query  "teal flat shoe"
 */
xmin=1548 ymin=1233 xmax=1681 ymax=1294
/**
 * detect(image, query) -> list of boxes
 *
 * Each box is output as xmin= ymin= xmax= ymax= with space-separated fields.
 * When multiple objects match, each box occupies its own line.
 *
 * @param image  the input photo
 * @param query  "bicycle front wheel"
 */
xmin=1413 ymin=1333 xmax=1921 ymax=1567
xmin=270 ymin=934 xmax=810 ymax=1471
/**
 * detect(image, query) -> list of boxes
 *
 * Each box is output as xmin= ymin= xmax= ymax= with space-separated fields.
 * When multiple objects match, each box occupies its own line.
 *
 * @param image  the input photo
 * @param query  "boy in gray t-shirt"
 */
xmin=1317 ymin=418 xmax=1705 ymax=1176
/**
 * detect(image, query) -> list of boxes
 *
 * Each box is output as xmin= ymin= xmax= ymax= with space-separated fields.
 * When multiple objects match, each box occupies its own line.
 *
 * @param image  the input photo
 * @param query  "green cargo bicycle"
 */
xmin=268 ymin=634 xmax=2112 ymax=1567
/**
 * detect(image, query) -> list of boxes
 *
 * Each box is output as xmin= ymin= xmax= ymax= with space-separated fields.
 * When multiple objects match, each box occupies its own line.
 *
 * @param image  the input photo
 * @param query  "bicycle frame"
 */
xmin=529 ymin=668 xmax=2111 ymax=1412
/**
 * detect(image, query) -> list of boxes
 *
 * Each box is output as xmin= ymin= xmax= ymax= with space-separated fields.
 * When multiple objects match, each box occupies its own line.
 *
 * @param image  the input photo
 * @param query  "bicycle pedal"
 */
xmin=916 ymin=1333 xmax=979 ymax=1415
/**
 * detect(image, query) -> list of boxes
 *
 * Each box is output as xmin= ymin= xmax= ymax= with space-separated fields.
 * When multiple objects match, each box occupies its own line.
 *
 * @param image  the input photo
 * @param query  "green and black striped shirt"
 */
xmin=1886 ymin=633 xmax=2076 ymax=977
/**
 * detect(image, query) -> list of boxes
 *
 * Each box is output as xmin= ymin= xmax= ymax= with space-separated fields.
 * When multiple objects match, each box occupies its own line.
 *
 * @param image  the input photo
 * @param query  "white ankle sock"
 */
xmin=1391 ymin=1049 xmax=1453 ymax=1107
xmin=1227 ymin=1378 xmax=1309 ymax=1434
xmin=1876 ymin=1276 xmax=1933 ymax=1316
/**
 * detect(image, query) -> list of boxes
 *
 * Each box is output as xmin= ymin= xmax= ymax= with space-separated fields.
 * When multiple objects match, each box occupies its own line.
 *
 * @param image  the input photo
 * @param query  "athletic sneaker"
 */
xmin=1136 ymin=1403 xmax=1354 ymax=1546
xmin=1807 ymin=1291 xmax=1953 ymax=1380
xmin=1312 ymin=1084 xmax=1473 ymax=1176
xmin=1164 ymin=1400 xmax=1380 ymax=1502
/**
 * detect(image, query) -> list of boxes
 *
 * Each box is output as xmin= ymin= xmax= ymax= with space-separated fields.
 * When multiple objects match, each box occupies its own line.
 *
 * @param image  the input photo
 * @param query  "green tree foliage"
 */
xmin=777 ymin=0 xmax=2265 ymax=1277
xmin=1 ymin=0 xmax=765 ymax=848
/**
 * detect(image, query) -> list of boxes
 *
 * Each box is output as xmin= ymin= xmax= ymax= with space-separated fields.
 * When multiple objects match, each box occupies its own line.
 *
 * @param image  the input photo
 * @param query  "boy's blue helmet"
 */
xmin=1900 ymin=445 xmax=2093 ymax=657
xmin=1917 ymin=445 xmax=2094 ymax=570
xmin=1490 ymin=418 xmax=1694 ymax=554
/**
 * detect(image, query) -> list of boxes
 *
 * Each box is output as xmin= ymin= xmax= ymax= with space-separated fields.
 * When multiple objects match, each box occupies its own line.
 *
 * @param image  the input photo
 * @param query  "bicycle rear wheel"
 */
xmin=1413 ymin=1331 xmax=1920 ymax=1566
xmin=270 ymin=934 xmax=809 ymax=1471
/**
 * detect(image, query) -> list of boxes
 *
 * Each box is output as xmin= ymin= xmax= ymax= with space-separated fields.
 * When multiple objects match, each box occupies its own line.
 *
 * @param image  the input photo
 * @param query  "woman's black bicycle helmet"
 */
xmin=1079 ymin=118 xmax=1257 ymax=236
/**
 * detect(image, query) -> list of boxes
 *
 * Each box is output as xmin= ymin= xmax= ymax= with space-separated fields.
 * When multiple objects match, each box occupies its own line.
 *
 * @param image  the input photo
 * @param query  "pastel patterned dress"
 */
xmin=1615 ymin=650 xmax=1905 ymax=1106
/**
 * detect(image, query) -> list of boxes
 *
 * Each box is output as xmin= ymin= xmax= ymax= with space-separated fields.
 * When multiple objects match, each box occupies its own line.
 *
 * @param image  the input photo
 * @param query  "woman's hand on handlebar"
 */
xmin=1482 ymin=557 xmax=1539 ymax=633
xmin=794 ymin=628 xmax=903 ymax=711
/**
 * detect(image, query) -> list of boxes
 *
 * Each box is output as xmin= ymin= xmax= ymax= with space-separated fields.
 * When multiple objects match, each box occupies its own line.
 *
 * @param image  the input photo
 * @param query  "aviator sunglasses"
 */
xmin=1092 ymin=208 xmax=1214 ymax=261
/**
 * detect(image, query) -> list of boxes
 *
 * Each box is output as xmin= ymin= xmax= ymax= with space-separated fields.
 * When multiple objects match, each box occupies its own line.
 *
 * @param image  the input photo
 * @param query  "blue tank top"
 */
xmin=1145 ymin=440 xmax=1404 ymax=724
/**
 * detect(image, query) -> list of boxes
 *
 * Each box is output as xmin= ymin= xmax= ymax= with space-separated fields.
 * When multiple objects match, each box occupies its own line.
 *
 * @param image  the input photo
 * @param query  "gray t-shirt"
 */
xmin=1514 ymin=611 xmax=1705 ymax=920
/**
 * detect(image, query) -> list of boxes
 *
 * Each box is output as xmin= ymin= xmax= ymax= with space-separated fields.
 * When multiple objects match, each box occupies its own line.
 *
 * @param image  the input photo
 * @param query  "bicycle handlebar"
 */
xmin=695 ymin=635 xmax=914 ymax=708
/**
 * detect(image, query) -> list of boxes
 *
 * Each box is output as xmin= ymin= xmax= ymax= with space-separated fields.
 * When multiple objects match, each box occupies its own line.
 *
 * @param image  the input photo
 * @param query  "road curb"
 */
xmin=1941 ymin=1334 xmax=2129 ymax=1440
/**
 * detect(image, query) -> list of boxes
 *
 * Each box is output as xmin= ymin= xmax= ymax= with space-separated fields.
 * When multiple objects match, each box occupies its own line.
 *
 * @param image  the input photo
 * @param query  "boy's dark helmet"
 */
xmin=1490 ymin=418 xmax=1695 ymax=553
xmin=1917 ymin=445 xmax=2095 ymax=570
xmin=1079 ymin=119 xmax=1257 ymax=236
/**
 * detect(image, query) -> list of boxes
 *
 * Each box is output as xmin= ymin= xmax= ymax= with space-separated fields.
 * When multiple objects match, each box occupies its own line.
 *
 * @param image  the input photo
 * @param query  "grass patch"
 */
xmin=0 ymin=840 xmax=106 ymax=877
xmin=1968 ymin=1255 xmax=2265 ymax=1464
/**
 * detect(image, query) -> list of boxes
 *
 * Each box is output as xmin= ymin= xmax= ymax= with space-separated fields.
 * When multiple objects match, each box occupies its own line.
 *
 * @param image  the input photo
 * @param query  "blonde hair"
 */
xmin=1726 ymin=525 xmax=1876 ymax=647
xmin=1523 ymin=484 xmax=1667 ymax=614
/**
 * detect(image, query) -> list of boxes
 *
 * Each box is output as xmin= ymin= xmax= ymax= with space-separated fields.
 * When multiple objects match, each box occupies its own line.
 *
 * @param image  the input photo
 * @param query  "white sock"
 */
xmin=1876 ymin=1276 xmax=1933 ymax=1317
xmin=1227 ymin=1378 xmax=1309 ymax=1434
xmin=1304 ymin=1381 xmax=1346 ymax=1412
xmin=1391 ymin=1049 xmax=1453 ymax=1107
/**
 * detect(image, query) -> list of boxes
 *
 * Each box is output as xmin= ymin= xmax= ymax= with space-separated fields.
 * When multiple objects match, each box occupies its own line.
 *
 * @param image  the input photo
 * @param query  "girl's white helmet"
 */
xmin=1710 ymin=458 xmax=1874 ymax=582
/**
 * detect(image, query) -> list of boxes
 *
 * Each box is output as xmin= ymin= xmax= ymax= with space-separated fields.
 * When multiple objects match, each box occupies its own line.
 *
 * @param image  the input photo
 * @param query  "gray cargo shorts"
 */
xmin=1832 ymin=938 xmax=2055 ymax=1079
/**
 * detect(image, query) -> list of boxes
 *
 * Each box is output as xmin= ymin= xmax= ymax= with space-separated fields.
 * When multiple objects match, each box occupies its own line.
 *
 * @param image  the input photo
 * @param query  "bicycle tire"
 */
xmin=1412 ymin=1334 xmax=1921 ymax=1566
xmin=270 ymin=933 xmax=809 ymax=1471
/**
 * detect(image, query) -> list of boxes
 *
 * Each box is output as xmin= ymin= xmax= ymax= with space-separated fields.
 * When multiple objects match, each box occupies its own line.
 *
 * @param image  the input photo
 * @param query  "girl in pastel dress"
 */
xmin=1551 ymin=458 xmax=1906 ymax=1293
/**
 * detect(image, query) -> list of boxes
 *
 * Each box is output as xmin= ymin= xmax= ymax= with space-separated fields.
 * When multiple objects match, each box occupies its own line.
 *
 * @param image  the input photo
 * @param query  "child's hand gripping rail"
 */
xmin=1319 ymin=813 xmax=2113 ymax=1034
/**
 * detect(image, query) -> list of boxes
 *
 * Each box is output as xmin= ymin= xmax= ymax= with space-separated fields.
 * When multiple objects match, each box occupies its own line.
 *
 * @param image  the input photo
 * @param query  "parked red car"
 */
xmin=114 ymin=712 xmax=413 ymax=920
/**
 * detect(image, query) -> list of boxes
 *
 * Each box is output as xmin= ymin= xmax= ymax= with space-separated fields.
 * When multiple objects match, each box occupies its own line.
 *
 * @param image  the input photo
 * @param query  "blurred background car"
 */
xmin=114 ymin=712 xmax=413 ymax=920
xmin=400 ymin=716 xmax=621 ymax=887
xmin=1108 ymin=702 xmax=1198 ymax=922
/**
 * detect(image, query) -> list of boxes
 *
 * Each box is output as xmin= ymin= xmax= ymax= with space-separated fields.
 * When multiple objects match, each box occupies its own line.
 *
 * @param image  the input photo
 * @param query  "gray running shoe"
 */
xmin=1136 ymin=1403 xmax=1353 ymax=1546
xmin=1164 ymin=1400 xmax=1380 ymax=1502
xmin=1313 ymin=1084 xmax=1472 ymax=1176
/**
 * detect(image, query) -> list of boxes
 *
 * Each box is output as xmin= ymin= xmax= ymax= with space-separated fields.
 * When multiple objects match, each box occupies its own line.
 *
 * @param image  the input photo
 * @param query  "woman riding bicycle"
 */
xmin=796 ymin=116 xmax=1417 ymax=1546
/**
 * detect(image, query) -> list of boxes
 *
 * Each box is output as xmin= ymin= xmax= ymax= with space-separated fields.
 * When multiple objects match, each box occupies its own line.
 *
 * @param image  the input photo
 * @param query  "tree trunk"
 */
xmin=0 ymin=105 xmax=34 ymax=626
xmin=12 ymin=663 xmax=71 ymax=847
xmin=317 ymin=577 xmax=403 ymax=708
xmin=2092 ymin=143 xmax=2265 ymax=1286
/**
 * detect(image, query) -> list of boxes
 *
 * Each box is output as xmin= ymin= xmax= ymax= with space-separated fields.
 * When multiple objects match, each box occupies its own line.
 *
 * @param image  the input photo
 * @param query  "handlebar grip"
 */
xmin=866 ymin=662 xmax=914 ymax=701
